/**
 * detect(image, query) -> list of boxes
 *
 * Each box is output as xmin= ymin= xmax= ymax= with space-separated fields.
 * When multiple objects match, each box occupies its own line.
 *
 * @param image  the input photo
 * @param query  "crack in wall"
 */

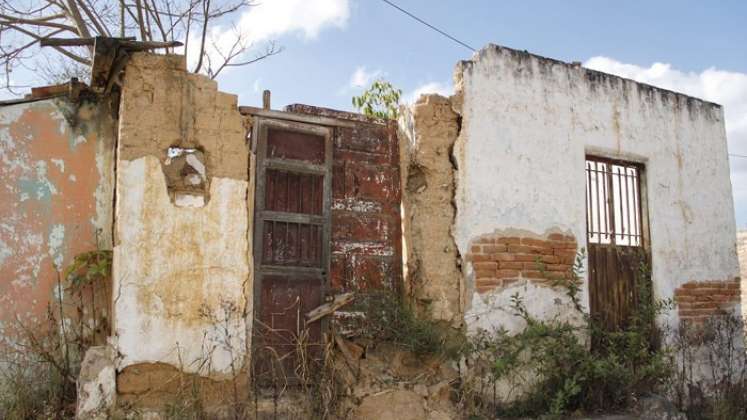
xmin=399 ymin=93 xmax=463 ymax=324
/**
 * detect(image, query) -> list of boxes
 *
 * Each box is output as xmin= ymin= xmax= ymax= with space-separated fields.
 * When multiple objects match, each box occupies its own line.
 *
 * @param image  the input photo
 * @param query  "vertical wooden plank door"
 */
xmin=586 ymin=156 xmax=647 ymax=332
xmin=252 ymin=119 xmax=332 ymax=383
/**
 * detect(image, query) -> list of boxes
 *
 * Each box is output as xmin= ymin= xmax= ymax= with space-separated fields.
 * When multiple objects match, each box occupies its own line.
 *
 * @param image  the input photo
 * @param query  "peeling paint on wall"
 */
xmin=0 ymin=97 xmax=116 ymax=327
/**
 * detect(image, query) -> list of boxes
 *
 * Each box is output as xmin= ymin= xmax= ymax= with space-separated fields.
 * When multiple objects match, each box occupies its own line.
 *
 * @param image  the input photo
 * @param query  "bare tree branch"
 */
xmin=64 ymin=0 xmax=93 ymax=40
xmin=192 ymin=0 xmax=211 ymax=74
xmin=77 ymin=0 xmax=110 ymax=37
xmin=133 ymin=0 xmax=147 ymax=41
xmin=3 ymin=22 xmax=90 ymax=65
xmin=0 ymin=14 xmax=78 ymax=33
xmin=0 ymin=0 xmax=280 ymax=94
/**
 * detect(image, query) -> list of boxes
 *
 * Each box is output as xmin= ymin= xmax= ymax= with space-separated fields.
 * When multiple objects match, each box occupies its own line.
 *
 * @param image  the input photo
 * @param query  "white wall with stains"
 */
xmin=453 ymin=45 xmax=740 ymax=331
xmin=112 ymin=53 xmax=252 ymax=380
xmin=113 ymin=156 xmax=249 ymax=377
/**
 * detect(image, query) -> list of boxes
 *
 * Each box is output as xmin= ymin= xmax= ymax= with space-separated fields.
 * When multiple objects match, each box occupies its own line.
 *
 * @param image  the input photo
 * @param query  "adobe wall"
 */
xmin=398 ymin=95 xmax=462 ymax=323
xmin=113 ymin=53 xmax=252 ymax=387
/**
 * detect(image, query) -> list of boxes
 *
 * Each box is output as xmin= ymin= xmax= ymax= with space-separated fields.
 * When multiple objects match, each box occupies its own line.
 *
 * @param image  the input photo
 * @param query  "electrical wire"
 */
xmin=378 ymin=0 xmax=476 ymax=52
xmin=378 ymin=0 xmax=747 ymax=164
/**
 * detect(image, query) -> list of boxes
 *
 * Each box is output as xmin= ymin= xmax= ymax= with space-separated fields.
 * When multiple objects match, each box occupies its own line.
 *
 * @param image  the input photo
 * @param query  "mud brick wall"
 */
xmin=466 ymin=232 xmax=578 ymax=294
xmin=285 ymin=105 xmax=403 ymax=292
xmin=674 ymin=279 xmax=741 ymax=324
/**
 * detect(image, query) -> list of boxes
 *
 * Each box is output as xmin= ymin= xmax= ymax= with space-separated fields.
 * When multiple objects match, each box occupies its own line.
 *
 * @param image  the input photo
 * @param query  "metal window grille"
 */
xmin=585 ymin=156 xmax=643 ymax=247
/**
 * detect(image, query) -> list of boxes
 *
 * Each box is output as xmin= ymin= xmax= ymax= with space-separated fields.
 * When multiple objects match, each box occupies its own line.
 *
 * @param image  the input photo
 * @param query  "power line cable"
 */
xmin=378 ymin=0 xmax=476 ymax=52
xmin=379 ymin=0 xmax=747 ymax=163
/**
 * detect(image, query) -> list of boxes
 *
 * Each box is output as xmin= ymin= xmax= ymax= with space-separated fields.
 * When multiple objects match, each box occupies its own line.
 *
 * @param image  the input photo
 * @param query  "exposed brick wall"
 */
xmin=674 ymin=279 xmax=741 ymax=324
xmin=285 ymin=105 xmax=403 ymax=292
xmin=466 ymin=233 xmax=578 ymax=294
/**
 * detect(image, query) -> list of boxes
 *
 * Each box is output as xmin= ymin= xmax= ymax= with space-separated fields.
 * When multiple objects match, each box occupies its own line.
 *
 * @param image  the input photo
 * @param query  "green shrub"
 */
xmin=463 ymin=249 xmax=674 ymax=417
xmin=354 ymin=290 xmax=463 ymax=358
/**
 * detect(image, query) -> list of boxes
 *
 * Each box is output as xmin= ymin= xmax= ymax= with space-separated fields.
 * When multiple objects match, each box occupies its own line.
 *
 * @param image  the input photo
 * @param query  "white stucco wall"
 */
xmin=455 ymin=45 xmax=740 ymax=330
xmin=113 ymin=157 xmax=249 ymax=377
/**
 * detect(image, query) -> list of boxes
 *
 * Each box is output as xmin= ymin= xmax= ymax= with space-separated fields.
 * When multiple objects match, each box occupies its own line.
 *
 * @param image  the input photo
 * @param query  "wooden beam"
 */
xmin=40 ymin=37 xmax=180 ymax=50
xmin=238 ymin=106 xmax=357 ymax=128
xmin=305 ymin=292 xmax=355 ymax=325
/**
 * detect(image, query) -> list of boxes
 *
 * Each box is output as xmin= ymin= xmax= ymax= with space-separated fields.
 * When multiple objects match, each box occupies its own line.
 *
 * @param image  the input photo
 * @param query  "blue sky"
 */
xmin=211 ymin=0 xmax=747 ymax=227
xmin=5 ymin=0 xmax=746 ymax=226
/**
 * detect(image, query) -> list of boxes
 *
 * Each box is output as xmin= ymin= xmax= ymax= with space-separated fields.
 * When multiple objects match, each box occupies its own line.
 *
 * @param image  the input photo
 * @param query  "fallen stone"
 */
xmin=414 ymin=383 xmax=429 ymax=397
xmin=428 ymin=380 xmax=452 ymax=403
xmin=355 ymin=389 xmax=427 ymax=420
xmin=76 ymin=345 xmax=116 ymax=420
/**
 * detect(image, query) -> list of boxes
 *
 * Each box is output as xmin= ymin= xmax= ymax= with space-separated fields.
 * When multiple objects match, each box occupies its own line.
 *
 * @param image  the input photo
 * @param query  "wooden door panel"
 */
xmin=254 ymin=275 xmax=323 ymax=381
xmin=267 ymin=128 xmax=325 ymax=164
xmin=253 ymin=119 xmax=332 ymax=384
xmin=265 ymin=169 xmax=323 ymax=215
xmin=261 ymin=221 xmax=323 ymax=267
xmin=588 ymin=245 xmax=640 ymax=331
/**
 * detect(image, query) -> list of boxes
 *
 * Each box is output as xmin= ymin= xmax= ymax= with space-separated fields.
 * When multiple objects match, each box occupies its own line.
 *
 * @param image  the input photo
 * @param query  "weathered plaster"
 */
xmin=0 ymin=97 xmax=115 ymax=328
xmin=452 ymin=44 xmax=740 ymax=331
xmin=113 ymin=156 xmax=249 ymax=376
xmin=398 ymin=95 xmax=462 ymax=323
xmin=113 ymin=53 xmax=251 ymax=379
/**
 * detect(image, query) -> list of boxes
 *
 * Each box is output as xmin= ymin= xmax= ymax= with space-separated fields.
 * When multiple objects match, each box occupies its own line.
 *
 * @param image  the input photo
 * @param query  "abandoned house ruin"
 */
xmin=0 ymin=41 xmax=742 ymax=417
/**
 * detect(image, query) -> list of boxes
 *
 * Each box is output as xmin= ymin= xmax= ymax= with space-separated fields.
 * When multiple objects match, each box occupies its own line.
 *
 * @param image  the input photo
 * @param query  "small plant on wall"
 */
xmin=352 ymin=79 xmax=402 ymax=120
xmin=64 ymin=250 xmax=113 ymax=348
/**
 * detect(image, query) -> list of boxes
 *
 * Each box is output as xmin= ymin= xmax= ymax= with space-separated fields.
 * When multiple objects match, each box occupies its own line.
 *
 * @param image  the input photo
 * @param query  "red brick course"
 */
xmin=674 ymin=279 xmax=741 ymax=324
xmin=466 ymin=233 xmax=578 ymax=294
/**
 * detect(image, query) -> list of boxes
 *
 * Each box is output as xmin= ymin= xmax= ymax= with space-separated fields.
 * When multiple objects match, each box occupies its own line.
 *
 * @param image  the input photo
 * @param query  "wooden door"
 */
xmin=252 ymin=118 xmax=332 ymax=383
xmin=586 ymin=156 xmax=648 ymax=332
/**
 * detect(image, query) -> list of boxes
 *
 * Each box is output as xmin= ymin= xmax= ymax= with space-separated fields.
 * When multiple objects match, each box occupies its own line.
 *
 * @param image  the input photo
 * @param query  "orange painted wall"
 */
xmin=0 ymin=97 xmax=115 ymax=328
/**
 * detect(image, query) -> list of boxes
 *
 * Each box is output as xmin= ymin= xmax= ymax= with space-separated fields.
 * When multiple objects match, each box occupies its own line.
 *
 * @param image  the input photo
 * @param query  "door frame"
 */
xmin=585 ymin=154 xmax=652 ymax=331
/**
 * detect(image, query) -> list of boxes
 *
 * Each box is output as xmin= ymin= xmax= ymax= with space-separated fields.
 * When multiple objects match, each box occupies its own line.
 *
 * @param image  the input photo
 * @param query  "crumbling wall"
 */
xmin=674 ymin=280 xmax=741 ymax=324
xmin=464 ymin=229 xmax=582 ymax=333
xmin=398 ymin=95 xmax=462 ymax=323
xmin=451 ymin=44 xmax=740 ymax=333
xmin=113 ymin=53 xmax=252 ymax=387
xmin=0 ymin=96 xmax=115 ymax=330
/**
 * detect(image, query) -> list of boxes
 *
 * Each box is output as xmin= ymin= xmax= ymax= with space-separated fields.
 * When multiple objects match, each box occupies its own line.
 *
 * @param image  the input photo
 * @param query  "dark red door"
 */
xmin=252 ymin=119 xmax=332 ymax=383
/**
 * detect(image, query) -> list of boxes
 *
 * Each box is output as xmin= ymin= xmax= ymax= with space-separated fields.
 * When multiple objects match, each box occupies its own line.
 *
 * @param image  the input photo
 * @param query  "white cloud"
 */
xmin=584 ymin=57 xmax=747 ymax=226
xmin=186 ymin=0 xmax=349 ymax=71
xmin=233 ymin=0 xmax=349 ymax=43
xmin=349 ymin=66 xmax=383 ymax=88
xmin=405 ymin=81 xmax=452 ymax=104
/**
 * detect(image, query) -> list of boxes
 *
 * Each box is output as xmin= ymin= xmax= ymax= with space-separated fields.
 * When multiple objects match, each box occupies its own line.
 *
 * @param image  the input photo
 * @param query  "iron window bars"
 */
xmin=586 ymin=156 xmax=643 ymax=247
